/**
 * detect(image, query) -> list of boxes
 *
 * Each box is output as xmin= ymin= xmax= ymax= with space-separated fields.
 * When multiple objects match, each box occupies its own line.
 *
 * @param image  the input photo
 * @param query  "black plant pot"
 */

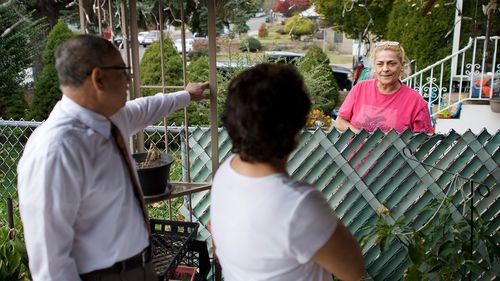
xmin=132 ymin=152 xmax=174 ymax=197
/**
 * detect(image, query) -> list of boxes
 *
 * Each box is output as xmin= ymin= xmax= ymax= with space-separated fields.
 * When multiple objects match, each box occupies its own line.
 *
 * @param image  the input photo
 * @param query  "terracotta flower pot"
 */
xmin=132 ymin=152 xmax=174 ymax=196
xmin=490 ymin=98 xmax=500 ymax=113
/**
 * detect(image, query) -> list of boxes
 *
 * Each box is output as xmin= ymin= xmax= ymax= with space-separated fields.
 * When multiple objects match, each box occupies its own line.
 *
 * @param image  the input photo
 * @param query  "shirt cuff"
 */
xmin=167 ymin=90 xmax=190 ymax=108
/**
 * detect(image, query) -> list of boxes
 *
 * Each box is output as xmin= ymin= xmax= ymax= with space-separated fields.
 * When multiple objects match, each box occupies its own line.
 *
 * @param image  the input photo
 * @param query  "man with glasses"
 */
xmin=17 ymin=34 xmax=209 ymax=281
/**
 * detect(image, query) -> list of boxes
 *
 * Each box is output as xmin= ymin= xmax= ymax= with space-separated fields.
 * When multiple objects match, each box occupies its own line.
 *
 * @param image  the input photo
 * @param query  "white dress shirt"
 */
xmin=17 ymin=91 xmax=190 ymax=281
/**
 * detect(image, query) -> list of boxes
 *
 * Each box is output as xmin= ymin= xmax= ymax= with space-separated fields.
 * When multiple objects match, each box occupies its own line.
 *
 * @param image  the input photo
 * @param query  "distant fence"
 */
xmin=1 ymin=119 xmax=498 ymax=280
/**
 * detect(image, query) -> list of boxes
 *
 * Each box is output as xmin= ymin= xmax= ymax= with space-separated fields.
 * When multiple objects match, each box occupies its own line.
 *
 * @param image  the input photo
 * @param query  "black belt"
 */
xmin=82 ymin=246 xmax=153 ymax=276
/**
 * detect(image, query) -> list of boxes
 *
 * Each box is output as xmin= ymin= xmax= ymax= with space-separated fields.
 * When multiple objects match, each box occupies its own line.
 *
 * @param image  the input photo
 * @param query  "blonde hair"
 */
xmin=370 ymin=42 xmax=411 ymax=78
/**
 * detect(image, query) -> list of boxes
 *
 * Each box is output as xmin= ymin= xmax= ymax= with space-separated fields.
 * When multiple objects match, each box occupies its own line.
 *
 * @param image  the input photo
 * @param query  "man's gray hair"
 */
xmin=55 ymin=34 xmax=118 ymax=87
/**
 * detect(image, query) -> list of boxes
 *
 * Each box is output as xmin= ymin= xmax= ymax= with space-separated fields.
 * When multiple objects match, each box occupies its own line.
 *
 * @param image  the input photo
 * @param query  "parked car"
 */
xmin=174 ymin=38 xmax=194 ymax=53
xmin=331 ymin=65 xmax=353 ymax=91
xmin=142 ymin=31 xmax=160 ymax=47
xmin=265 ymin=51 xmax=304 ymax=64
xmin=191 ymin=32 xmax=208 ymax=41
xmin=138 ymin=31 xmax=149 ymax=45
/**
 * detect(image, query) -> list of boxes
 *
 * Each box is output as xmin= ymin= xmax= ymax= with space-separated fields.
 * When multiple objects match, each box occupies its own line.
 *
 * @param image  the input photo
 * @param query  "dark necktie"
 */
xmin=110 ymin=122 xmax=152 ymax=238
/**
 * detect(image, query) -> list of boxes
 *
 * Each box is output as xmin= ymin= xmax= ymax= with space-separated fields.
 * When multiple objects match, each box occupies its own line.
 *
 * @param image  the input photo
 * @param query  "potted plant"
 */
xmin=487 ymin=73 xmax=500 ymax=113
xmin=306 ymin=109 xmax=332 ymax=130
xmin=133 ymin=145 xmax=174 ymax=198
xmin=490 ymin=89 xmax=500 ymax=113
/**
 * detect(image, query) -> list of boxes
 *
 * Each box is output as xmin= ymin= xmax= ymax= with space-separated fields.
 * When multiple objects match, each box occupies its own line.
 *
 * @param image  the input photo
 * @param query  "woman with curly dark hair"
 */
xmin=210 ymin=63 xmax=365 ymax=281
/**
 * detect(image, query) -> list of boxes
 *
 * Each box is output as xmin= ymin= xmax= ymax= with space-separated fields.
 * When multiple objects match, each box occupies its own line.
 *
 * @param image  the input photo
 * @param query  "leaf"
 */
xmin=408 ymin=243 xmax=424 ymax=265
xmin=428 ymin=263 xmax=443 ymax=273
xmin=404 ymin=265 xmax=421 ymax=281
xmin=437 ymin=240 xmax=455 ymax=258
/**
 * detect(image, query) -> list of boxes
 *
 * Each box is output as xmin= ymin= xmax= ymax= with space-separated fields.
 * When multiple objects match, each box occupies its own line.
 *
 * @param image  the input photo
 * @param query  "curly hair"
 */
xmin=222 ymin=63 xmax=311 ymax=163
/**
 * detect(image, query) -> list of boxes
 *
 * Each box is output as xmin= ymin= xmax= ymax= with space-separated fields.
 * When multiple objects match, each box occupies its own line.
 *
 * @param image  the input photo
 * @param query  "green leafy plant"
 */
xmin=0 ymin=225 xmax=28 ymax=280
xmin=361 ymin=197 xmax=500 ymax=280
xmin=0 ymin=221 xmax=29 ymax=280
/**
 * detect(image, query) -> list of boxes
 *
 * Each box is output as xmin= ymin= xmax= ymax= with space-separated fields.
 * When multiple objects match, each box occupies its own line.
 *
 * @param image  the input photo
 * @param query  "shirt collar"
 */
xmin=60 ymin=95 xmax=112 ymax=139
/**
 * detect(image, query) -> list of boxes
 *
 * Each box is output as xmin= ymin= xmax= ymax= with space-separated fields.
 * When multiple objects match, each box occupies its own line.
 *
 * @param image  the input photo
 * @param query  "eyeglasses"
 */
xmin=375 ymin=41 xmax=400 ymax=47
xmin=99 ymin=66 xmax=132 ymax=78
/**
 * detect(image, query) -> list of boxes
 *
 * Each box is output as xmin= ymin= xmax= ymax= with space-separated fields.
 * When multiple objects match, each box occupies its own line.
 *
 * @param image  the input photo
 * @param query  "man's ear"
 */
xmin=90 ymin=68 xmax=105 ymax=90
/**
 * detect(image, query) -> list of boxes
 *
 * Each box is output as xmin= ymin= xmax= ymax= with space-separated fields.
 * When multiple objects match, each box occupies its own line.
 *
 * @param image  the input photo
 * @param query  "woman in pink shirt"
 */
xmin=335 ymin=42 xmax=433 ymax=134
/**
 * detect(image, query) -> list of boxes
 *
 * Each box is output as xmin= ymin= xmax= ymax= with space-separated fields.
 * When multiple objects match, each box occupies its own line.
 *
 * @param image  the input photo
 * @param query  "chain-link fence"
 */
xmin=0 ymin=118 xmax=203 ymax=227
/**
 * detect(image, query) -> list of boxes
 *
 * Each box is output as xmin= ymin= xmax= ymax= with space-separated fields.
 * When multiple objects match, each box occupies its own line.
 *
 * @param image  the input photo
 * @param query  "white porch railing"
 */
xmin=402 ymin=36 xmax=499 ymax=118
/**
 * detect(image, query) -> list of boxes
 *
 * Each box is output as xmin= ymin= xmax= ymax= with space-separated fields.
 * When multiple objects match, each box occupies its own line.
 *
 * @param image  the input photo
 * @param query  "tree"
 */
xmin=29 ymin=19 xmax=76 ymax=120
xmin=140 ymin=35 xmax=183 ymax=97
xmin=273 ymin=0 xmax=311 ymax=15
xmin=314 ymin=0 xmax=393 ymax=42
xmin=284 ymin=15 xmax=315 ymax=39
xmin=386 ymin=0 xmax=454 ymax=70
xmin=155 ymin=0 xmax=259 ymax=37
xmin=0 ymin=2 xmax=45 ymax=119
xmin=139 ymin=36 xmax=185 ymax=125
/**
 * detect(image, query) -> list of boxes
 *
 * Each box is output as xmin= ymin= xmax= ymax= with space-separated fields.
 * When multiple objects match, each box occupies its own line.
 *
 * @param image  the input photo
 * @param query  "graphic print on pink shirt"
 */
xmin=353 ymin=104 xmax=399 ymax=132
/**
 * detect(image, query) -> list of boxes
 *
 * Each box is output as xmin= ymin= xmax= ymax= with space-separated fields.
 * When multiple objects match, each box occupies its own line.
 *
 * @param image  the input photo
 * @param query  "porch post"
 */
xmin=207 ymin=0 xmax=219 ymax=175
xmin=451 ymin=0 xmax=463 ymax=76
xmin=78 ymin=0 xmax=85 ymax=33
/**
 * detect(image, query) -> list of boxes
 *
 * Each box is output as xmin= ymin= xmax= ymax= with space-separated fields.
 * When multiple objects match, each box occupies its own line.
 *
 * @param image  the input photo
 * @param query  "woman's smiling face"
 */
xmin=374 ymin=50 xmax=403 ymax=87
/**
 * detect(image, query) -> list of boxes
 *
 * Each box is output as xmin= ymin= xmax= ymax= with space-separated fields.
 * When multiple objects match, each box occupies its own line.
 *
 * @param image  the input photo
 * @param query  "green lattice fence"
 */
xmin=184 ymin=127 xmax=499 ymax=280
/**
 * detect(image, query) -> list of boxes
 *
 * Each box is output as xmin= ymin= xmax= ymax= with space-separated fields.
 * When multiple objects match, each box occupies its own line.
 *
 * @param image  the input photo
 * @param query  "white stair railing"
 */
xmin=402 ymin=36 xmax=499 ymax=118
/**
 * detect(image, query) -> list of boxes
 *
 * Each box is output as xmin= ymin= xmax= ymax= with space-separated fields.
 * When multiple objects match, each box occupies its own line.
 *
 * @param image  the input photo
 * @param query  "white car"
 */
xmin=138 ymin=32 xmax=148 ymax=44
xmin=174 ymin=38 xmax=194 ymax=53
xmin=142 ymin=31 xmax=160 ymax=47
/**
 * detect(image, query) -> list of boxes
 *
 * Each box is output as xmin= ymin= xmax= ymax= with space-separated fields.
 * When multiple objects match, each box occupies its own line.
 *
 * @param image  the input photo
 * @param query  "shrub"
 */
xmin=258 ymin=23 xmax=268 ymax=38
xmin=239 ymin=37 xmax=262 ymax=52
xmin=140 ymin=36 xmax=183 ymax=98
xmin=304 ymin=45 xmax=330 ymax=65
xmin=29 ymin=19 xmax=76 ymax=121
xmin=284 ymin=15 xmax=315 ymax=39
xmin=297 ymin=53 xmax=339 ymax=115
xmin=188 ymin=39 xmax=209 ymax=61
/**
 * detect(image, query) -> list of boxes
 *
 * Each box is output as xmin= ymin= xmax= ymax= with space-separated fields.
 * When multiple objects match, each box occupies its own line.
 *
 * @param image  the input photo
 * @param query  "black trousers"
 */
xmin=80 ymin=261 xmax=158 ymax=281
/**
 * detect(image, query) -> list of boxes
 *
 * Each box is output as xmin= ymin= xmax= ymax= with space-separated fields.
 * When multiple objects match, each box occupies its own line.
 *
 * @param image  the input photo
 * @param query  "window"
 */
xmin=334 ymin=32 xmax=344 ymax=43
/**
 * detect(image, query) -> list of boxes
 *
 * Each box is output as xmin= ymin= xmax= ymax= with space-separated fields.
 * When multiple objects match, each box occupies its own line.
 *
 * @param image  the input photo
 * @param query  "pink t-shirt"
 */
xmin=338 ymin=79 xmax=433 ymax=133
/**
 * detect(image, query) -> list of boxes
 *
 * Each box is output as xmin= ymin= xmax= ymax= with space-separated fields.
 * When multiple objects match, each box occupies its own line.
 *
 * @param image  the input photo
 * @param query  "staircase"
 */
xmin=401 ymin=36 xmax=500 ymax=134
